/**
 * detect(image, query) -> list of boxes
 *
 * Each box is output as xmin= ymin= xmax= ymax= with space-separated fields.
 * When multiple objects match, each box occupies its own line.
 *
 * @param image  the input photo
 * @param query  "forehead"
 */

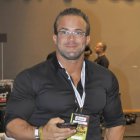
xmin=57 ymin=15 xmax=87 ymax=30
xmin=96 ymin=43 xmax=103 ymax=47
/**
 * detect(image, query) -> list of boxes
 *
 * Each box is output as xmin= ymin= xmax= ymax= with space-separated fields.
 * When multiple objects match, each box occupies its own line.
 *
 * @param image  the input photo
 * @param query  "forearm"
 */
xmin=6 ymin=118 xmax=35 ymax=140
xmin=6 ymin=117 xmax=76 ymax=140
xmin=104 ymin=125 xmax=125 ymax=140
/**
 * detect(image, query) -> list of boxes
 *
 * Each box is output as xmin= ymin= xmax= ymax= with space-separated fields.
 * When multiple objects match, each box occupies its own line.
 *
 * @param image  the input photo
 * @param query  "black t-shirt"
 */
xmin=5 ymin=56 xmax=125 ymax=140
xmin=94 ymin=55 xmax=109 ymax=68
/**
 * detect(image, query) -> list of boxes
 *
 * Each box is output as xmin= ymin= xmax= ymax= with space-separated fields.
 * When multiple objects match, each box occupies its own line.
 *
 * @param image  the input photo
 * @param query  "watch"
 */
xmin=34 ymin=127 xmax=40 ymax=140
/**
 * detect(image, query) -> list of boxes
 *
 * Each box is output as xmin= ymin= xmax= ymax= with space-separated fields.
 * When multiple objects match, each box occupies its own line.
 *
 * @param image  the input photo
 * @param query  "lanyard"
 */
xmin=59 ymin=61 xmax=86 ymax=111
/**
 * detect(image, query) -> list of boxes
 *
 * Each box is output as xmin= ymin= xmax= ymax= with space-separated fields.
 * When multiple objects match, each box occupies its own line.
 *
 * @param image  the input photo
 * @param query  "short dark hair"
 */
xmin=54 ymin=8 xmax=90 ymax=36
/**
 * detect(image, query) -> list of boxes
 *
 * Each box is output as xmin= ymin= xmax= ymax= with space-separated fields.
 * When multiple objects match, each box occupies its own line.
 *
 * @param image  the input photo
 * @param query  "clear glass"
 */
xmin=58 ymin=30 xmax=86 ymax=38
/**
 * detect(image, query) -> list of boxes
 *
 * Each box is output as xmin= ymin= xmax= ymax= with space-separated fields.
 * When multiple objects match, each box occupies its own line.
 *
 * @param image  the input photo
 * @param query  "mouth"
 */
xmin=65 ymin=42 xmax=78 ymax=48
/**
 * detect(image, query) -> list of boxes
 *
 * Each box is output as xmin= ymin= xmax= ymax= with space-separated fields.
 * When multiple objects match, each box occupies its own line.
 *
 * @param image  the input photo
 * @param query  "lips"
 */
xmin=64 ymin=42 xmax=78 ymax=48
xmin=66 ymin=45 xmax=76 ymax=48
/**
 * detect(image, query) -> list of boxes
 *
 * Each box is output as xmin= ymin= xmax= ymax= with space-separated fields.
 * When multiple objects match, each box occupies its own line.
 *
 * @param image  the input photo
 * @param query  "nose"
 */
xmin=67 ymin=33 xmax=75 ymax=40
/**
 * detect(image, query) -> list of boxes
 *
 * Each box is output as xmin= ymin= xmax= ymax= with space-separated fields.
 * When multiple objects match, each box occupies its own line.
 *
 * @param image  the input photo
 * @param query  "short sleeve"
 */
xmin=103 ymin=73 xmax=126 ymax=127
xmin=5 ymin=70 xmax=36 ymax=126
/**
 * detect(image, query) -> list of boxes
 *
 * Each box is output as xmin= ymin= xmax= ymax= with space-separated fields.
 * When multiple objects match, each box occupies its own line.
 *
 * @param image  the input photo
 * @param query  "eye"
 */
xmin=76 ymin=32 xmax=83 ymax=35
xmin=60 ymin=30 xmax=67 ymax=35
xmin=75 ymin=31 xmax=85 ymax=36
xmin=58 ymin=30 xmax=70 ymax=36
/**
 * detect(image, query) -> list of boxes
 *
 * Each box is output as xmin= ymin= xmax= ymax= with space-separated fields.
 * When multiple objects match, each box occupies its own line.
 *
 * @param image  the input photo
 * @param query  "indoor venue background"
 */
xmin=0 ymin=0 xmax=140 ymax=114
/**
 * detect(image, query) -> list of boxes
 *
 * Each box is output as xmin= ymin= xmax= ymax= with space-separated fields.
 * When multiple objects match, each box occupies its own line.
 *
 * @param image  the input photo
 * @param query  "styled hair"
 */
xmin=53 ymin=8 xmax=90 ymax=36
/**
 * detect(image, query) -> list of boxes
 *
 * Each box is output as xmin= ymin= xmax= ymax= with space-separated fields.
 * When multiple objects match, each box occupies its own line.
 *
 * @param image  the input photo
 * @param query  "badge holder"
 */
xmin=67 ymin=113 xmax=89 ymax=140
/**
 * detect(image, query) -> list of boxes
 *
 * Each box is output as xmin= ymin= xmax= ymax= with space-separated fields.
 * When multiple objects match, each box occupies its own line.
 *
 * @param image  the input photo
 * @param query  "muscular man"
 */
xmin=5 ymin=8 xmax=125 ymax=140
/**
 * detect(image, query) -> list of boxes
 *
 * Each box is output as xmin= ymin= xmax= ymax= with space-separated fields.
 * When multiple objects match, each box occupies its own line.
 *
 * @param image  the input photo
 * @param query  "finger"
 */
xmin=48 ymin=117 xmax=65 ymax=125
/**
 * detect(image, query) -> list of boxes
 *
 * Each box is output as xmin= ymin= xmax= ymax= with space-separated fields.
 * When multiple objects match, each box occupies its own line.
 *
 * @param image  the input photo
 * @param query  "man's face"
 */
xmin=94 ymin=43 xmax=103 ymax=54
xmin=53 ymin=15 xmax=90 ymax=60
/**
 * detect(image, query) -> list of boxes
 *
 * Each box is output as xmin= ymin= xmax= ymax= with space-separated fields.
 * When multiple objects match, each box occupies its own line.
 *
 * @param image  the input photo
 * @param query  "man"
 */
xmin=94 ymin=42 xmax=109 ymax=68
xmin=5 ymin=8 xmax=125 ymax=140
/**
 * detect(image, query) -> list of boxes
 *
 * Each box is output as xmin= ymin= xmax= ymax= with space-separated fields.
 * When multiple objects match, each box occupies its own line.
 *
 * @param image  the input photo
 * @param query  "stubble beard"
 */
xmin=57 ymin=46 xmax=85 ymax=60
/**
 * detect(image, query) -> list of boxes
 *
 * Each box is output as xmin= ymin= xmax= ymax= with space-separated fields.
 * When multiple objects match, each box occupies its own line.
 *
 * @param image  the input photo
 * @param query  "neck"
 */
xmin=57 ymin=54 xmax=84 ymax=86
xmin=98 ymin=52 xmax=105 ymax=57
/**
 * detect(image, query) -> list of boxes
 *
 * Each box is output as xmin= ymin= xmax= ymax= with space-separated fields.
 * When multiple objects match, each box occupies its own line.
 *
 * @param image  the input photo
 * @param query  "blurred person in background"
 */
xmin=94 ymin=42 xmax=109 ymax=68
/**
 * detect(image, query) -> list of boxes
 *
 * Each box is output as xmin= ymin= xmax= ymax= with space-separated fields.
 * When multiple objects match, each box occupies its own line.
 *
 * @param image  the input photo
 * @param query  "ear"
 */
xmin=86 ymin=36 xmax=90 ymax=46
xmin=53 ymin=34 xmax=57 ymax=45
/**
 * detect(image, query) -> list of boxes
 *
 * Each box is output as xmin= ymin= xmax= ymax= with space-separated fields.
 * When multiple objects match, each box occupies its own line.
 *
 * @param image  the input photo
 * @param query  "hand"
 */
xmin=41 ymin=117 xmax=76 ymax=140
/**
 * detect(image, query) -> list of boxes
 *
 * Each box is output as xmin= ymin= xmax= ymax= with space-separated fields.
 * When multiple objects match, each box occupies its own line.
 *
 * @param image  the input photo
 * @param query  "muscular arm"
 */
xmin=6 ymin=118 xmax=36 ymax=140
xmin=6 ymin=118 xmax=76 ymax=140
xmin=102 ymin=72 xmax=126 ymax=140
xmin=104 ymin=125 xmax=125 ymax=140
